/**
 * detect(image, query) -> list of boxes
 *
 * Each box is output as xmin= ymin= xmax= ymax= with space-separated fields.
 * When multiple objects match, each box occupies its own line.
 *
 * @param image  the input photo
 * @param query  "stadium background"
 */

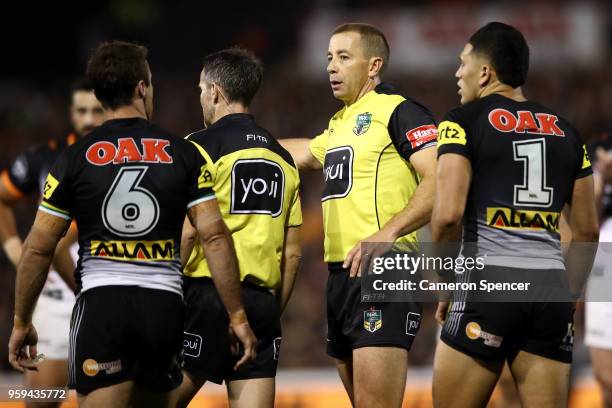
xmin=1 ymin=0 xmax=610 ymax=406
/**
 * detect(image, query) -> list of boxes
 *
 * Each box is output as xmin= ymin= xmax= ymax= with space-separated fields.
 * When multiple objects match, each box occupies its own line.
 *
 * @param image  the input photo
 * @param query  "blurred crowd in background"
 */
xmin=1 ymin=0 xmax=611 ymax=376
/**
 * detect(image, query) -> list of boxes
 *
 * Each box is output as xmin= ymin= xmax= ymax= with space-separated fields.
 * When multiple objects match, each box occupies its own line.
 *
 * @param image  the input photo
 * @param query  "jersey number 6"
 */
xmin=102 ymin=166 xmax=160 ymax=237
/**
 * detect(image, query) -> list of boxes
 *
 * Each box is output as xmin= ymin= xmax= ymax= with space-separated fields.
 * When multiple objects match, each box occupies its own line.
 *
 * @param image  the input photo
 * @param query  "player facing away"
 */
xmin=0 ymin=79 xmax=103 ymax=408
xmin=174 ymin=48 xmax=302 ymax=408
xmin=431 ymin=22 xmax=599 ymax=408
xmin=281 ymin=23 xmax=438 ymax=408
xmin=8 ymin=41 xmax=256 ymax=408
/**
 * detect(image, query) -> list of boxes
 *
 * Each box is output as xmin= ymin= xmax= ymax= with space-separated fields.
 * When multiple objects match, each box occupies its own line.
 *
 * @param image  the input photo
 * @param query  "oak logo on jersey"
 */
xmin=90 ymin=239 xmax=174 ymax=261
xmin=86 ymin=138 xmax=173 ymax=165
xmin=406 ymin=125 xmax=438 ymax=149
xmin=353 ymin=112 xmax=372 ymax=136
xmin=488 ymin=109 xmax=565 ymax=137
xmin=231 ymin=159 xmax=285 ymax=217
xmin=322 ymin=146 xmax=353 ymax=201
xmin=486 ymin=207 xmax=560 ymax=232
xmin=437 ymin=121 xmax=467 ymax=146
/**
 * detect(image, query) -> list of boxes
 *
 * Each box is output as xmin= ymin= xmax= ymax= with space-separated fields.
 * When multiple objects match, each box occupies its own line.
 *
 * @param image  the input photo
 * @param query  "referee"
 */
xmin=174 ymin=48 xmax=302 ymax=408
xmin=281 ymin=23 xmax=437 ymax=407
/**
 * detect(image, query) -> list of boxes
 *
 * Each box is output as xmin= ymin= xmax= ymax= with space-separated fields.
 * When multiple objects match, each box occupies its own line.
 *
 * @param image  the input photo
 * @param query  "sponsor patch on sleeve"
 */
xmin=437 ymin=121 xmax=467 ymax=146
xmin=581 ymin=145 xmax=591 ymax=170
xmin=406 ymin=124 xmax=438 ymax=149
xmin=43 ymin=173 xmax=59 ymax=200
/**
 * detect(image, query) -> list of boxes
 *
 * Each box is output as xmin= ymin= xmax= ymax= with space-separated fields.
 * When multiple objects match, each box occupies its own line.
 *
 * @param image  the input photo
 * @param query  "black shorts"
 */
xmin=68 ymin=286 xmax=184 ymax=395
xmin=441 ymin=300 xmax=574 ymax=363
xmin=182 ymin=276 xmax=281 ymax=384
xmin=326 ymin=264 xmax=422 ymax=360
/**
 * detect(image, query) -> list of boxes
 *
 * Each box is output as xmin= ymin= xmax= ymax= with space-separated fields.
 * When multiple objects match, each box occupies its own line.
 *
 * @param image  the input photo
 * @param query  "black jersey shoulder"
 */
xmin=374 ymin=83 xmax=435 ymax=118
xmin=443 ymin=94 xmax=501 ymax=128
xmin=186 ymin=114 xmax=296 ymax=168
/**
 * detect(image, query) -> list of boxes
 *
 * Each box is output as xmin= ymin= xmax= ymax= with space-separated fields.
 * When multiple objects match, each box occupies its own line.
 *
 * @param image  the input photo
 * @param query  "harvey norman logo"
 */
xmin=231 ymin=159 xmax=285 ymax=217
xmin=90 ymin=240 xmax=174 ymax=261
xmin=486 ymin=207 xmax=560 ymax=232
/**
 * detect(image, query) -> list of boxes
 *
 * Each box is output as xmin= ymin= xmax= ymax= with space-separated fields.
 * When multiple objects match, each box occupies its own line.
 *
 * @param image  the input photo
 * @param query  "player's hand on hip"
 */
xmin=344 ymin=230 xmax=395 ymax=278
xmin=435 ymin=301 xmax=450 ymax=326
xmin=8 ymin=319 xmax=40 ymax=373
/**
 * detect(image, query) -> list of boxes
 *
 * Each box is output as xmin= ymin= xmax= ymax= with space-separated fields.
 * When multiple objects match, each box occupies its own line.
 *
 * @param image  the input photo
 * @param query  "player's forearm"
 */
xmin=201 ymin=229 xmax=246 ymax=320
xmin=51 ymin=244 xmax=76 ymax=292
xmin=14 ymin=236 xmax=56 ymax=323
xmin=278 ymin=246 xmax=301 ymax=313
xmin=180 ymin=218 xmax=197 ymax=266
xmin=382 ymin=171 xmax=435 ymax=240
xmin=0 ymin=203 xmax=22 ymax=267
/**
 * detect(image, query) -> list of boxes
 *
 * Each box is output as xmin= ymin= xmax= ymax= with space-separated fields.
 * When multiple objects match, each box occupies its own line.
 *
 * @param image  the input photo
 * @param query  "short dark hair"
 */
xmin=201 ymin=47 xmax=263 ymax=106
xmin=468 ymin=22 xmax=530 ymax=88
xmin=86 ymin=41 xmax=150 ymax=110
xmin=332 ymin=23 xmax=390 ymax=74
xmin=70 ymin=77 xmax=94 ymax=94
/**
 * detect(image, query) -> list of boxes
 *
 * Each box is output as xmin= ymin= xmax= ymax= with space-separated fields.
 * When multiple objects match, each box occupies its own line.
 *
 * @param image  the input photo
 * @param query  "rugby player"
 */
xmin=281 ymin=23 xmax=437 ymax=407
xmin=8 ymin=40 xmax=256 ymax=408
xmin=431 ymin=22 xmax=599 ymax=407
xmin=586 ymin=134 xmax=612 ymax=408
xmin=174 ymin=48 xmax=302 ymax=408
xmin=0 ymin=78 xmax=103 ymax=407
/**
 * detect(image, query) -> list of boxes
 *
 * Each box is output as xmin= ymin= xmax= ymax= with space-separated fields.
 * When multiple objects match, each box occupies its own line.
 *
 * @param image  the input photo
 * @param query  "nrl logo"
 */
xmin=364 ymin=308 xmax=382 ymax=333
xmin=353 ymin=112 xmax=372 ymax=136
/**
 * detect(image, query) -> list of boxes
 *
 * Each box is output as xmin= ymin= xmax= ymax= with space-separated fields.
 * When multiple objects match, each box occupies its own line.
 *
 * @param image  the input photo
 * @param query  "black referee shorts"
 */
xmin=68 ymin=286 xmax=185 ymax=395
xmin=326 ymin=264 xmax=422 ymax=360
xmin=182 ymin=276 xmax=281 ymax=384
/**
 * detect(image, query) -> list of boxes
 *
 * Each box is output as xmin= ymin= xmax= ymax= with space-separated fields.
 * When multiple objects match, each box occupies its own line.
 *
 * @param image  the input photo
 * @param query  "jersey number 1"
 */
xmin=102 ymin=166 xmax=160 ymax=236
xmin=512 ymin=138 xmax=553 ymax=207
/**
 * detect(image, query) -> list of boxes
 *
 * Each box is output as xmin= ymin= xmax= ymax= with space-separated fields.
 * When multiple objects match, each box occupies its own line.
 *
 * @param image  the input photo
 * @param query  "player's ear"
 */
xmin=479 ymin=64 xmax=492 ymax=88
xmin=210 ymin=83 xmax=219 ymax=104
xmin=369 ymin=56 xmax=384 ymax=78
xmin=136 ymin=80 xmax=147 ymax=99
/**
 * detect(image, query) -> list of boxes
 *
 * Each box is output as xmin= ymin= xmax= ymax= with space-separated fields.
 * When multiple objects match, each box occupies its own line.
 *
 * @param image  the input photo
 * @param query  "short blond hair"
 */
xmin=332 ymin=23 xmax=390 ymax=74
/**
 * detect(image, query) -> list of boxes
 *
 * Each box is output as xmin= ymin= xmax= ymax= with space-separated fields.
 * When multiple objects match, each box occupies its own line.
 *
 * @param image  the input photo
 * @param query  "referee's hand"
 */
xmin=8 ymin=319 xmax=39 ymax=373
xmin=344 ymin=230 xmax=395 ymax=277
xmin=229 ymin=315 xmax=257 ymax=371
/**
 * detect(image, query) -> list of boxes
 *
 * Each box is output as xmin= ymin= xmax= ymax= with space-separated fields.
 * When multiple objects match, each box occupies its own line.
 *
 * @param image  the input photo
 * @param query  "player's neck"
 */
xmin=210 ymin=104 xmax=249 ymax=125
xmin=345 ymin=77 xmax=380 ymax=107
xmin=106 ymin=104 xmax=148 ymax=121
xmin=480 ymin=82 xmax=527 ymax=102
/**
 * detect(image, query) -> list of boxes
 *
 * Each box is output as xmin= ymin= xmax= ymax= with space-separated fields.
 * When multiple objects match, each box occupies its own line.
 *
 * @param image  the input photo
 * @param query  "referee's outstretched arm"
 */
xmin=279 ymin=139 xmax=322 ymax=170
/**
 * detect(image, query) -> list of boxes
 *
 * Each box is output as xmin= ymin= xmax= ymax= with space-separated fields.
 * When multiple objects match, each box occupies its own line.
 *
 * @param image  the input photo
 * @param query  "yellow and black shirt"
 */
xmin=437 ymin=93 xmax=592 ymax=269
xmin=309 ymin=83 xmax=437 ymax=263
xmin=184 ymin=113 xmax=302 ymax=289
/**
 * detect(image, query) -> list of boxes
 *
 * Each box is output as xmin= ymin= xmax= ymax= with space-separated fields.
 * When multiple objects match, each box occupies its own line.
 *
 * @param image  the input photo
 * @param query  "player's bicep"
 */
xmin=27 ymin=210 xmax=71 ymax=257
xmin=568 ymin=175 xmax=599 ymax=242
xmin=434 ymin=153 xmax=472 ymax=223
xmin=188 ymin=198 xmax=228 ymax=244
xmin=40 ymin=150 xmax=73 ymax=220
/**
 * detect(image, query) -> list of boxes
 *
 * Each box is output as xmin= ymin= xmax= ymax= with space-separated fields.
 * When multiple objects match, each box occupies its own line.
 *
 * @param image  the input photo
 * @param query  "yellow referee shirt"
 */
xmin=184 ymin=114 xmax=302 ymax=289
xmin=309 ymin=83 xmax=437 ymax=263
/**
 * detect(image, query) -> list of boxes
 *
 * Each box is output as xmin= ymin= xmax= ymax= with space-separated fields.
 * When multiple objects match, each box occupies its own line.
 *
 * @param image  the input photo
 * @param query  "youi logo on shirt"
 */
xmin=231 ymin=159 xmax=285 ymax=217
xmin=322 ymin=146 xmax=353 ymax=201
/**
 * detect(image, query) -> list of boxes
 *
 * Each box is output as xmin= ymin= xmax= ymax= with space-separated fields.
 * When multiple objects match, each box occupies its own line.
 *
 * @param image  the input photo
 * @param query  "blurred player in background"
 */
xmin=0 ymin=79 xmax=103 ymax=407
xmin=586 ymin=131 xmax=612 ymax=408
xmin=8 ymin=40 xmax=256 ymax=408
xmin=281 ymin=23 xmax=437 ymax=407
xmin=432 ymin=22 xmax=599 ymax=407
xmin=175 ymin=48 xmax=302 ymax=408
